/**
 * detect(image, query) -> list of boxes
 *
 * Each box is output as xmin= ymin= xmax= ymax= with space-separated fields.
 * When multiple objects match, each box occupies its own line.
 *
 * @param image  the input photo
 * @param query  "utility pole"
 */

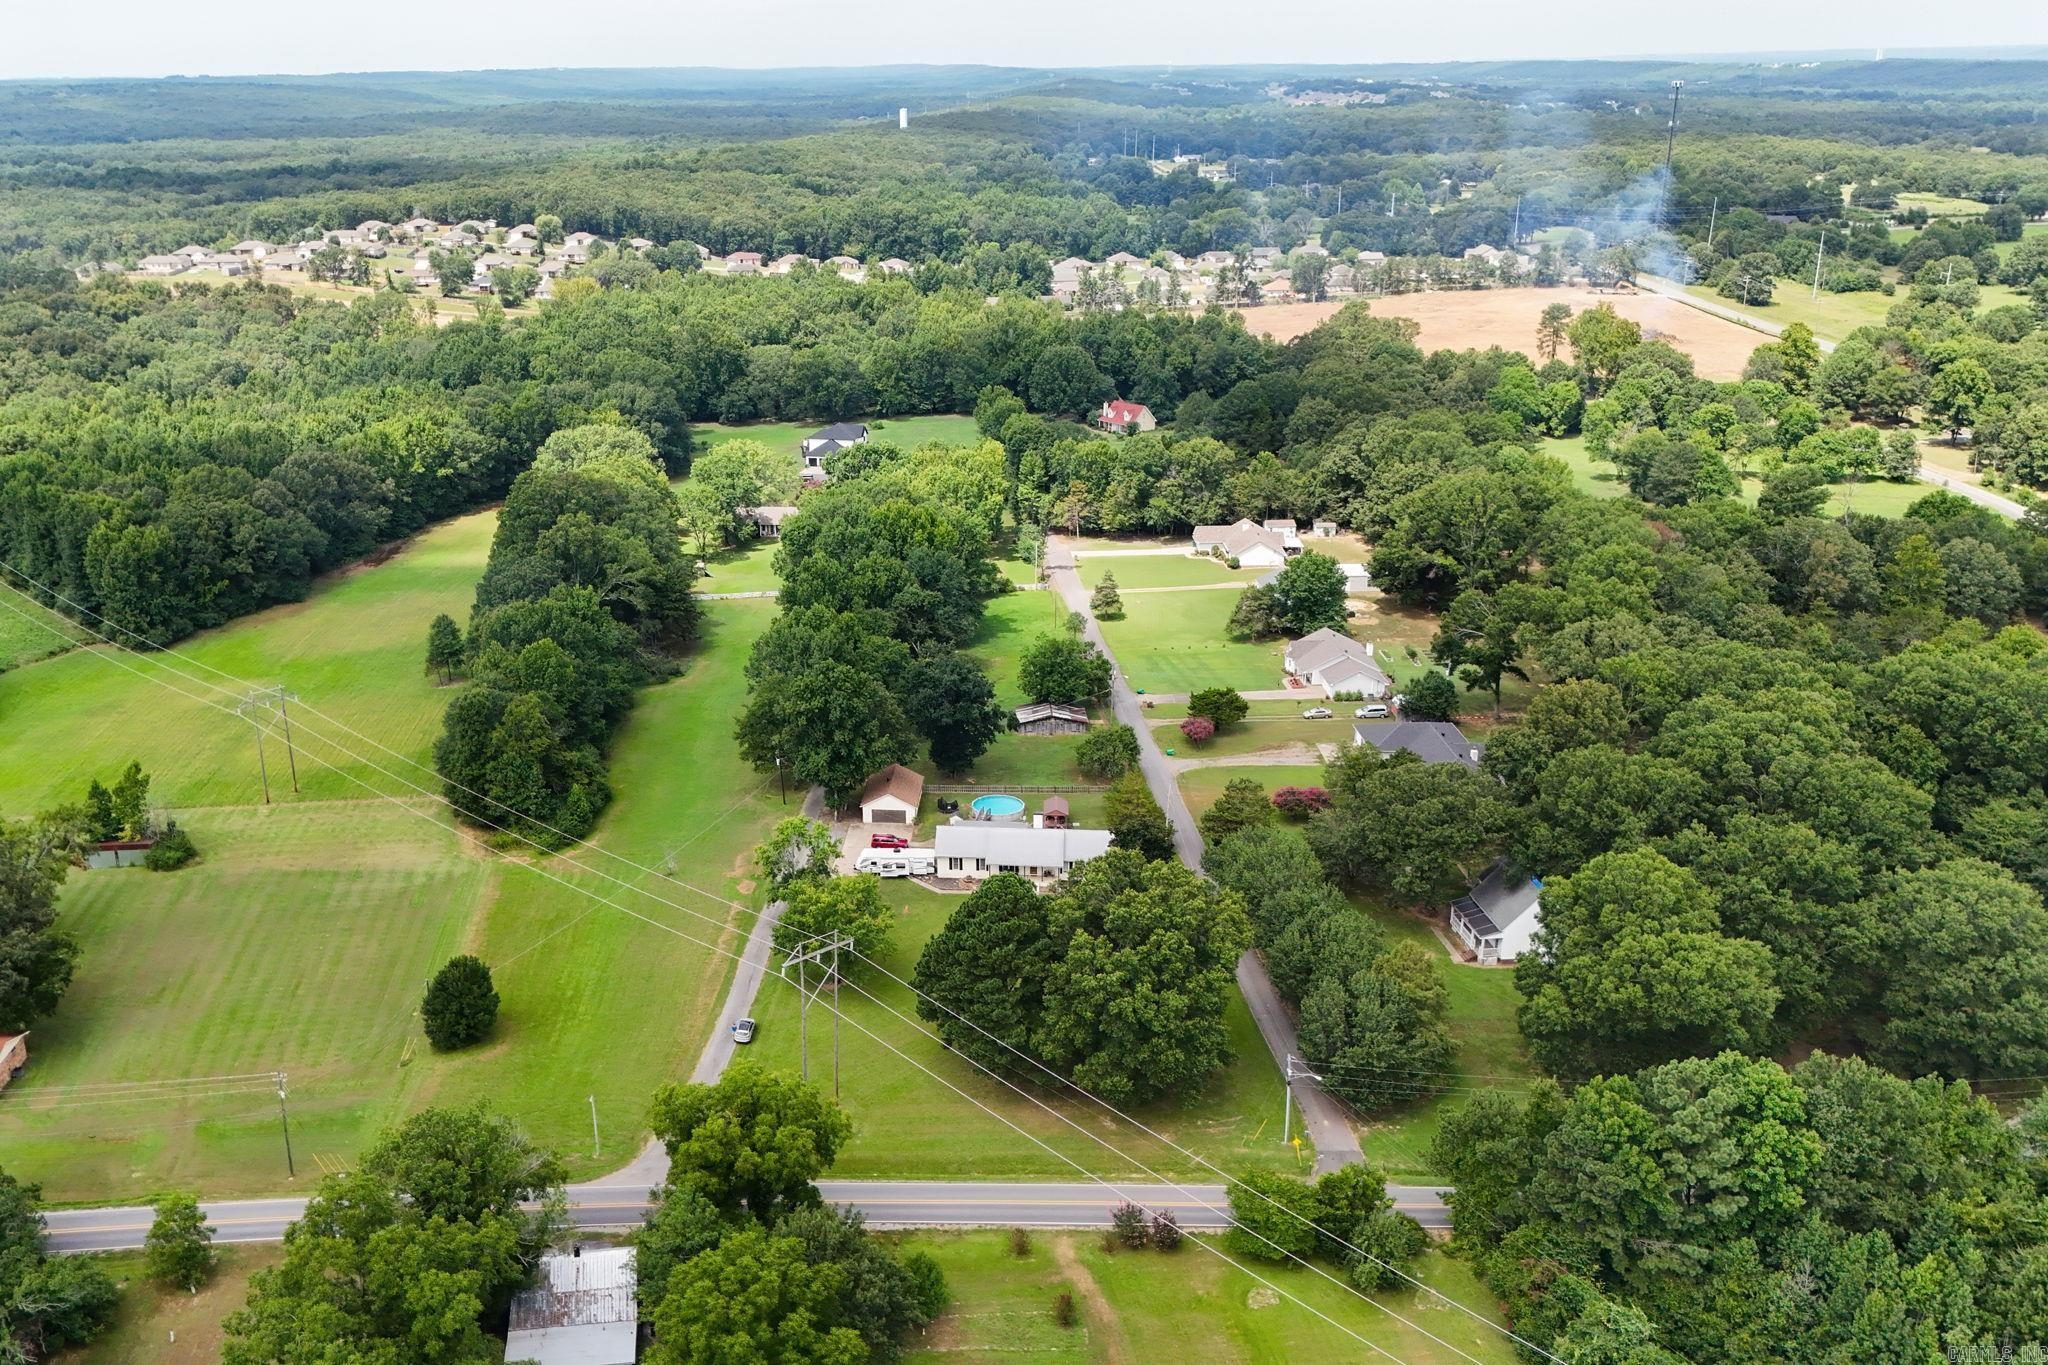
xmin=784 ymin=934 xmax=853 ymax=1092
xmin=1279 ymin=1055 xmax=1319 ymax=1146
xmin=274 ymin=1071 xmax=295 ymax=1178
xmin=1664 ymin=81 xmax=1684 ymax=171
xmin=588 ymin=1095 xmax=600 ymax=1158
xmin=1512 ymin=196 xmax=1522 ymax=244
xmin=1811 ymin=229 xmax=1827 ymax=301
xmin=775 ymin=753 xmax=786 ymax=805
xmin=239 ymin=686 xmax=302 ymax=796
xmin=1704 ymin=196 xmax=1719 ymax=253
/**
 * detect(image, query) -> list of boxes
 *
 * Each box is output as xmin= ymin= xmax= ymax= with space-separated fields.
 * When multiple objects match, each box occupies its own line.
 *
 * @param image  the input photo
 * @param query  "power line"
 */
xmin=0 ymin=566 xmax=1569 ymax=1362
xmin=0 ymin=588 xmax=1466 ymax=1361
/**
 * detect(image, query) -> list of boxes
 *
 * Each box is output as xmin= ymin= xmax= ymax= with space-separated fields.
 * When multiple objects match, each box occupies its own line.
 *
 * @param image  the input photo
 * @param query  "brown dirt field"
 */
xmin=1244 ymin=285 xmax=1765 ymax=380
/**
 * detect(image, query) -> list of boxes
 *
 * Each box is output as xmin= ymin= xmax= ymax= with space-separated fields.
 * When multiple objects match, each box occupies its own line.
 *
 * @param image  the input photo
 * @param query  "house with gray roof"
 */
xmin=934 ymin=823 xmax=1114 ymax=882
xmin=1450 ymin=862 xmax=1543 ymax=964
xmin=1352 ymin=719 xmax=1482 ymax=770
xmin=1283 ymin=628 xmax=1389 ymax=700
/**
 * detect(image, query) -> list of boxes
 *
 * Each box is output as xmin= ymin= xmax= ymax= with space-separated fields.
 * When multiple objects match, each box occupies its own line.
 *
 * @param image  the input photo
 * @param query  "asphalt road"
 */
xmin=1046 ymin=536 xmax=1365 ymax=1175
xmin=41 ymin=1180 xmax=1452 ymax=1254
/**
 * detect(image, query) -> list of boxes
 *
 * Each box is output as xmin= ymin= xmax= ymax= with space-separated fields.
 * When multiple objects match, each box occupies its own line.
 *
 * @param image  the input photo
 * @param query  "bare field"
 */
xmin=1245 ymin=286 xmax=1765 ymax=379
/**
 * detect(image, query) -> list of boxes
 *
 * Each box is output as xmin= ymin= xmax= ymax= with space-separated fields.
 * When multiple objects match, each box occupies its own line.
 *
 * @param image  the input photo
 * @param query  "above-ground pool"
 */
xmin=970 ymin=794 xmax=1026 ymax=818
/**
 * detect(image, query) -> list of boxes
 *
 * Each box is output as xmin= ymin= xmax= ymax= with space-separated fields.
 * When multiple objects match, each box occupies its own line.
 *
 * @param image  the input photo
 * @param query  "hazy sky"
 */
xmin=7 ymin=0 xmax=2047 ymax=79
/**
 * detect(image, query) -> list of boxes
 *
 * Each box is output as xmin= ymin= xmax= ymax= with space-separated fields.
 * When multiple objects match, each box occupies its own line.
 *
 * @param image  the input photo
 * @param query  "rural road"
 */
xmin=1047 ymin=535 xmax=1364 ymax=1175
xmin=39 ymin=1180 xmax=1452 ymax=1254
xmin=1640 ymin=274 xmax=2030 ymax=521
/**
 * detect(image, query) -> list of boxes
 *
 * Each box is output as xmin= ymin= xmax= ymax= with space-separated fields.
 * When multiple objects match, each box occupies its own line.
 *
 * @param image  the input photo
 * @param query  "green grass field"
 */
xmin=905 ymin=1230 xmax=1518 ymax=1364
xmin=56 ymin=1245 xmax=284 ymax=1365
xmin=1682 ymin=277 xmax=2035 ymax=344
xmin=969 ymin=589 xmax=1070 ymax=711
xmin=1155 ymin=717 xmax=1349 ymax=760
xmin=1540 ymin=437 xmax=1928 ymax=520
xmin=1096 ymin=590 xmax=1286 ymax=695
xmin=690 ymin=414 xmax=984 ymax=458
xmin=694 ymin=538 xmax=782 ymax=594
xmin=0 ymin=506 xmax=788 ymax=1200
xmin=1078 ymin=554 xmax=1260 ymax=590
xmin=0 ymin=511 xmax=496 ymax=817
xmin=1894 ymin=192 xmax=1991 ymax=218
xmin=743 ymin=881 xmax=1309 ymax=1181
xmin=0 ymin=593 xmax=75 ymax=671
xmin=1179 ymin=765 xmax=1329 ymax=816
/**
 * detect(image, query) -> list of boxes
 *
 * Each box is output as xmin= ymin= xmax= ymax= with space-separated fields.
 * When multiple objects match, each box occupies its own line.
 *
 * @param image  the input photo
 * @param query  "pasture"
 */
xmin=0 ymin=506 xmax=786 ymax=1198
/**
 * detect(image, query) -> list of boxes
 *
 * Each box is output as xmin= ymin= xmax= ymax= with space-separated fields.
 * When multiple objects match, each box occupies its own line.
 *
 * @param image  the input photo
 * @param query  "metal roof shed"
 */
xmin=505 ymin=1246 xmax=637 ymax=1365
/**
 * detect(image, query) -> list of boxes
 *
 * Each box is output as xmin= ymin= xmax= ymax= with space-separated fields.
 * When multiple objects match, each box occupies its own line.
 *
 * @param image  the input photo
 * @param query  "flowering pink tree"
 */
xmin=1271 ymin=786 xmax=1332 ymax=818
xmin=1179 ymin=715 xmax=1216 ymax=746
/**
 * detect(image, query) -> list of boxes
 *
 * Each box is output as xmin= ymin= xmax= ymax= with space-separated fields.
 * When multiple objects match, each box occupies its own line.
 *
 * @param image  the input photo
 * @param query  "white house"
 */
xmin=934 ymin=823 xmax=1114 ymax=881
xmin=137 ymin=255 xmax=189 ymax=276
xmin=504 ymin=1246 xmax=637 ymax=1365
xmin=857 ymin=764 xmax=923 ymax=824
xmin=742 ymin=505 xmax=797 ymax=539
xmin=1260 ymin=518 xmax=1304 ymax=552
xmin=1284 ymin=628 xmax=1389 ymax=700
xmin=800 ymin=422 xmax=869 ymax=468
xmin=1191 ymin=518 xmax=1289 ymax=568
xmin=1450 ymin=863 xmax=1543 ymax=964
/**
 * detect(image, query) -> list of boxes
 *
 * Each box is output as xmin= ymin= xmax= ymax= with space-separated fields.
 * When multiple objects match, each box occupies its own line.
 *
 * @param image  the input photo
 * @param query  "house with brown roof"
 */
xmin=858 ymin=764 xmax=924 ymax=824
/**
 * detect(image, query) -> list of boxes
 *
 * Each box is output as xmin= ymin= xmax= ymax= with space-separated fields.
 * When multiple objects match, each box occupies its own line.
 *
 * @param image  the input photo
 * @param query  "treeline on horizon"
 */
xmin=6 ymin=57 xmax=2048 ymax=265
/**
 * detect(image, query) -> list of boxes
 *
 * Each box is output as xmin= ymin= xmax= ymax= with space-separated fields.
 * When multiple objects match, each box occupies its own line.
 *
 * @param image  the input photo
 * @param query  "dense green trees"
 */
xmin=0 ymin=815 xmax=80 ymax=1033
xmin=913 ymin=853 xmax=1250 ymax=1106
xmin=1017 ymin=632 xmax=1112 ymax=705
xmin=1431 ymin=1050 xmax=2048 ymax=1362
xmin=640 ymin=1068 xmax=943 ymax=1364
xmin=225 ymin=1105 xmax=565 ymax=1363
xmin=0 ymin=1169 xmax=118 ymax=1358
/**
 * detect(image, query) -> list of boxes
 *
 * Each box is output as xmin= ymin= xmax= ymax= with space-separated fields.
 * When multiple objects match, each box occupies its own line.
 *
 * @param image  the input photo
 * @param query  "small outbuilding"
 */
xmin=504 ymin=1245 xmax=637 ymax=1365
xmin=1450 ymin=863 xmax=1543 ymax=965
xmin=1041 ymin=796 xmax=1070 ymax=828
xmin=1014 ymin=702 xmax=1089 ymax=736
xmin=0 ymin=1033 xmax=26 ymax=1094
xmin=857 ymin=764 xmax=924 ymax=824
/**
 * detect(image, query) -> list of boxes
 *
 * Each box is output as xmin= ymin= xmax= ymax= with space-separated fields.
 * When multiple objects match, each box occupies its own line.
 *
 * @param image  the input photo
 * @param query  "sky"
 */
xmin=6 ymin=0 xmax=2047 ymax=79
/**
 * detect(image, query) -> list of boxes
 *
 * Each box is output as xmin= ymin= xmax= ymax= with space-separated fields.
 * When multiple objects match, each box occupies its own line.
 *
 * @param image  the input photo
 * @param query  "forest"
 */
xmin=6 ymin=53 xmax=2048 ymax=1363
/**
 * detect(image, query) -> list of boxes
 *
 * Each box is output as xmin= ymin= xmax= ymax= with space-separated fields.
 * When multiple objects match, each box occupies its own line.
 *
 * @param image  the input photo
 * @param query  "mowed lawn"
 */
xmin=743 ymin=881 xmax=1310 ymax=1181
xmin=906 ymin=1231 xmax=1518 ymax=1364
xmin=1681 ymin=277 xmax=2034 ymax=343
xmin=692 ymin=538 xmax=782 ymax=595
xmin=56 ymin=1245 xmax=285 ymax=1365
xmin=0 ymin=510 xmax=496 ymax=817
xmin=968 ymin=588 xmax=1070 ymax=711
xmin=1179 ymin=765 xmax=1329 ymax=817
xmin=1155 ymin=717 xmax=1351 ymax=760
xmin=1077 ymin=554 xmax=1260 ymax=590
xmin=1096 ymin=590 xmax=1286 ymax=695
xmin=0 ymin=504 xmax=789 ymax=1198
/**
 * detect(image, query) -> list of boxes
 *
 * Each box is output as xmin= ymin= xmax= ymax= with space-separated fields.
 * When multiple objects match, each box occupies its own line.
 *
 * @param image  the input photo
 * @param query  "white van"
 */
xmin=854 ymin=848 xmax=936 ymax=878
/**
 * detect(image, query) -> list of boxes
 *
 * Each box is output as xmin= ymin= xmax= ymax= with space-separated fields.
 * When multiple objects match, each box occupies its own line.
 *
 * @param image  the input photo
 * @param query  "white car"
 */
xmin=731 ymin=1017 xmax=757 ymax=1045
xmin=1355 ymin=704 xmax=1390 ymax=719
xmin=1301 ymin=706 xmax=1333 ymax=720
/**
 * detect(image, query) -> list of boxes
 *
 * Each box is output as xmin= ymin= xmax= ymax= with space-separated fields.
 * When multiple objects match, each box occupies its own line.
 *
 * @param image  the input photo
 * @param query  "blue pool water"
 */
xmin=970 ymin=794 xmax=1026 ymax=818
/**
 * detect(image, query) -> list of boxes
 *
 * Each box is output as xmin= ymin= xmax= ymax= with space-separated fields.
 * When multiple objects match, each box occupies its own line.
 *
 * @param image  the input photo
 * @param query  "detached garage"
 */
xmin=858 ymin=764 xmax=924 ymax=824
